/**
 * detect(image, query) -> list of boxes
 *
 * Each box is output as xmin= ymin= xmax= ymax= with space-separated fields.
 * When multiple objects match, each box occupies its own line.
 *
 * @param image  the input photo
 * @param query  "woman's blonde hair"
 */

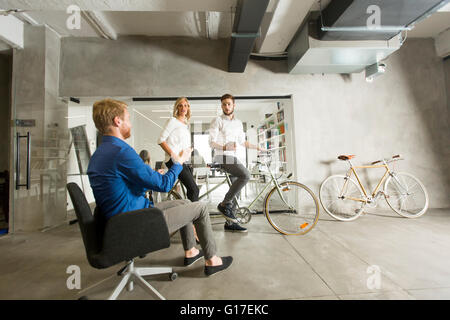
xmin=172 ymin=97 xmax=191 ymax=121
xmin=92 ymin=98 xmax=128 ymax=134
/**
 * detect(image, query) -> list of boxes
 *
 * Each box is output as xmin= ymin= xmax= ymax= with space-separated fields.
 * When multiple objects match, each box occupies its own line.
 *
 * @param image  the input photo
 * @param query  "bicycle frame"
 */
xmin=170 ymin=175 xmax=230 ymax=200
xmin=171 ymin=160 xmax=291 ymax=210
xmin=246 ymin=161 xmax=293 ymax=211
xmin=199 ymin=167 xmax=276 ymax=211
xmin=342 ymin=161 xmax=392 ymax=203
xmin=198 ymin=174 xmax=231 ymax=201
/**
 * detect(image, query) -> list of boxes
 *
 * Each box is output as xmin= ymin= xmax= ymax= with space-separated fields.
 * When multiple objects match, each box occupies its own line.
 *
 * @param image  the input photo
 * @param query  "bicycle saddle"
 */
xmin=338 ymin=155 xmax=355 ymax=161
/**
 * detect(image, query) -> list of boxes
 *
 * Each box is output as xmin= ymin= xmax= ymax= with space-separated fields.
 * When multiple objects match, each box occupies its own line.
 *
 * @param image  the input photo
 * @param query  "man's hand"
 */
xmin=257 ymin=146 xmax=266 ymax=152
xmin=244 ymin=141 xmax=264 ymax=151
xmin=157 ymin=169 xmax=165 ymax=174
xmin=224 ymin=142 xmax=236 ymax=151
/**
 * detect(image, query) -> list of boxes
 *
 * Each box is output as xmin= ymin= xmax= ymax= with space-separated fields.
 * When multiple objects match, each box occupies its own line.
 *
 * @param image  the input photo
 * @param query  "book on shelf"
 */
xmin=277 ymin=110 xmax=284 ymax=123
xmin=279 ymin=135 xmax=286 ymax=147
xmin=266 ymin=128 xmax=279 ymax=139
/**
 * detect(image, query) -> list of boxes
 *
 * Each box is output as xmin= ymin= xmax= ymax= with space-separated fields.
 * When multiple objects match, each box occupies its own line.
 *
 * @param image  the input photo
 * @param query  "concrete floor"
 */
xmin=1 ymin=208 xmax=450 ymax=300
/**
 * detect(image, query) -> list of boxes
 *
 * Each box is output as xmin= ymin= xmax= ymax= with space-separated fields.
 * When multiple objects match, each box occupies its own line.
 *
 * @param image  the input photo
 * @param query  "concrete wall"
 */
xmin=59 ymin=36 xmax=450 ymax=209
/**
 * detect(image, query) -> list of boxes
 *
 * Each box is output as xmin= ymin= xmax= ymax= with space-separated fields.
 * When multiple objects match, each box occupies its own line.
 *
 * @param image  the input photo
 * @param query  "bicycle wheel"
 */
xmin=264 ymin=181 xmax=319 ymax=235
xmin=319 ymin=175 xmax=365 ymax=221
xmin=384 ymin=172 xmax=429 ymax=218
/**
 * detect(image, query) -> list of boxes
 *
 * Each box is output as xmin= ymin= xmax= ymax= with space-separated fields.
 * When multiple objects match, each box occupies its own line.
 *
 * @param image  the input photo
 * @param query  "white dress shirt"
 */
xmin=209 ymin=114 xmax=245 ymax=157
xmin=158 ymin=117 xmax=191 ymax=162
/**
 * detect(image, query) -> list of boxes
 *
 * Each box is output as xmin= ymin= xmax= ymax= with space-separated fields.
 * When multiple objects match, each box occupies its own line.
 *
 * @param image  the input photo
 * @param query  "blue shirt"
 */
xmin=87 ymin=135 xmax=183 ymax=219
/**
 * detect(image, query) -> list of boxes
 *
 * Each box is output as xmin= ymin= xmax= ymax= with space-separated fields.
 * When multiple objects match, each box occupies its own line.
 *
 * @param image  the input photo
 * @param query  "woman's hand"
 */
xmin=173 ymin=147 xmax=192 ymax=165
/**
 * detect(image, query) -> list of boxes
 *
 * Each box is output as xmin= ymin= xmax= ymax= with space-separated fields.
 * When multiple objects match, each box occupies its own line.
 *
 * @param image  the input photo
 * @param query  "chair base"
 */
xmin=79 ymin=260 xmax=176 ymax=300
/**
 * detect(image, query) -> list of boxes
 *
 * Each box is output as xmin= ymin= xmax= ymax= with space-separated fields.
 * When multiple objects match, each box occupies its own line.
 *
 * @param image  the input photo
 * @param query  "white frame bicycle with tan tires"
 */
xmin=319 ymin=154 xmax=429 ymax=222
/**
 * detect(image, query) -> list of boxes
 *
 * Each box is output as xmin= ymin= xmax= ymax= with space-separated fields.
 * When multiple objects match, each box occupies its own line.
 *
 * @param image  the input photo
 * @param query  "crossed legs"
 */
xmin=153 ymin=200 xmax=222 ymax=266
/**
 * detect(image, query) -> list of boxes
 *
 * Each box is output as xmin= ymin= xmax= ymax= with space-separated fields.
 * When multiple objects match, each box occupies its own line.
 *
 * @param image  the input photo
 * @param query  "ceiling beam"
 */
xmin=255 ymin=0 xmax=316 ymax=54
xmin=81 ymin=11 xmax=117 ymax=40
xmin=435 ymin=27 xmax=450 ymax=57
xmin=228 ymin=0 xmax=270 ymax=72
xmin=0 ymin=0 xmax=241 ymax=12
xmin=0 ymin=14 xmax=23 ymax=49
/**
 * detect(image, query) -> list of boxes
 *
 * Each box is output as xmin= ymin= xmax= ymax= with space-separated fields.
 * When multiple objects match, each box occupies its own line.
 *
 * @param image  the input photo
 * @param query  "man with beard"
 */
xmin=87 ymin=98 xmax=233 ymax=277
xmin=209 ymin=94 xmax=263 ymax=233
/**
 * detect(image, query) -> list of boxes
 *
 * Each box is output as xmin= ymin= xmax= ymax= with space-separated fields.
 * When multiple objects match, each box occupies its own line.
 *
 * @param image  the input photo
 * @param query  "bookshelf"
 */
xmin=257 ymin=107 xmax=288 ymax=173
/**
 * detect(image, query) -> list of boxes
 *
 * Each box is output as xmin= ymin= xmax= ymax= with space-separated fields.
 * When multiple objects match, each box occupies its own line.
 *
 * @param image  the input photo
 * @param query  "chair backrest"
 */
xmin=67 ymin=183 xmax=103 ymax=258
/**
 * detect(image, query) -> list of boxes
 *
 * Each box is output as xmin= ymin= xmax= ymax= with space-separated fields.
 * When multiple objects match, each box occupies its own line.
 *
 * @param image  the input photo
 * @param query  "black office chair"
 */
xmin=67 ymin=182 xmax=177 ymax=300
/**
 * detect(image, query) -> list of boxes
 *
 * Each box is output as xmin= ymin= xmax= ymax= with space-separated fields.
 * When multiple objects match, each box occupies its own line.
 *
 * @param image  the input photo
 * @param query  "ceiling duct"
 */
xmin=228 ymin=0 xmax=270 ymax=72
xmin=287 ymin=18 xmax=402 ymax=74
xmin=286 ymin=0 xmax=448 ymax=75
xmin=317 ymin=0 xmax=448 ymax=41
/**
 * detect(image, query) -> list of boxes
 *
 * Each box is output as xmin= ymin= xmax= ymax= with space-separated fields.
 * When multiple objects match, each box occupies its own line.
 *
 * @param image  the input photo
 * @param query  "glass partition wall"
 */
xmin=130 ymin=98 xmax=294 ymax=209
xmin=9 ymin=92 xmax=294 ymax=234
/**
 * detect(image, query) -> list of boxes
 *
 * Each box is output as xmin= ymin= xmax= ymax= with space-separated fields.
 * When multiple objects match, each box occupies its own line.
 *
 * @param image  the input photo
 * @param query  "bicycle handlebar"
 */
xmin=371 ymin=155 xmax=402 ymax=165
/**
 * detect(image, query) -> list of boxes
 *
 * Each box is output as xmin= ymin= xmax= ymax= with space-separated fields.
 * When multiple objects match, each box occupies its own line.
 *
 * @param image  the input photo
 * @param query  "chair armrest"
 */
xmin=101 ymin=208 xmax=170 ymax=263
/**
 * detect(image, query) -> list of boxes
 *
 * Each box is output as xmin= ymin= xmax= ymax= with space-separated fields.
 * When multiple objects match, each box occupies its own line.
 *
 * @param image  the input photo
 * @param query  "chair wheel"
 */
xmin=170 ymin=272 xmax=178 ymax=281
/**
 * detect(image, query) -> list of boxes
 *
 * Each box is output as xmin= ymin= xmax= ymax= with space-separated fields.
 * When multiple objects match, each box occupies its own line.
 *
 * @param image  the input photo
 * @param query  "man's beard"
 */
xmin=223 ymin=109 xmax=234 ymax=116
xmin=121 ymin=126 xmax=131 ymax=139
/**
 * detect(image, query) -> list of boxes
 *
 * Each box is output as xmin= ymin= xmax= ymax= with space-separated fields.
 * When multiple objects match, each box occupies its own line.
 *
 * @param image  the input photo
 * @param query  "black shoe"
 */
xmin=184 ymin=250 xmax=204 ymax=267
xmin=224 ymin=222 xmax=248 ymax=233
xmin=204 ymin=256 xmax=233 ymax=277
xmin=217 ymin=203 xmax=238 ymax=223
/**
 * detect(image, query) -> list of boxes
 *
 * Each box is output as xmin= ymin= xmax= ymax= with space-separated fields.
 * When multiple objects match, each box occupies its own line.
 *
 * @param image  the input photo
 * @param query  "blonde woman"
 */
xmin=158 ymin=97 xmax=199 ymax=203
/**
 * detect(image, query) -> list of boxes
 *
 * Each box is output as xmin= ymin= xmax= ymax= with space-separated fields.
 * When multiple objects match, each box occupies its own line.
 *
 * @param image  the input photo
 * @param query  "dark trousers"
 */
xmin=213 ymin=155 xmax=250 ymax=204
xmin=166 ymin=159 xmax=199 ymax=202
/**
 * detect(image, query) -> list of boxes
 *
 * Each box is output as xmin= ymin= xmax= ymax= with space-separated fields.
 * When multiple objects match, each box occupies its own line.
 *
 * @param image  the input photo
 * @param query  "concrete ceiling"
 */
xmin=1 ymin=0 xmax=449 ymax=54
xmin=408 ymin=11 xmax=450 ymax=38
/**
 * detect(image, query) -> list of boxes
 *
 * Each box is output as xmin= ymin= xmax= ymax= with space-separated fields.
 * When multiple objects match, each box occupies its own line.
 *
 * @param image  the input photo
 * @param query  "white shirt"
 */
xmin=158 ymin=117 xmax=191 ymax=162
xmin=209 ymin=114 xmax=245 ymax=157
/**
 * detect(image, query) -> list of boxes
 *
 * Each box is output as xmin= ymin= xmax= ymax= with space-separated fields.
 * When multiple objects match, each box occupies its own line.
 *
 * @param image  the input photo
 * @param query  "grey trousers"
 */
xmin=213 ymin=155 xmax=250 ymax=204
xmin=154 ymin=199 xmax=217 ymax=260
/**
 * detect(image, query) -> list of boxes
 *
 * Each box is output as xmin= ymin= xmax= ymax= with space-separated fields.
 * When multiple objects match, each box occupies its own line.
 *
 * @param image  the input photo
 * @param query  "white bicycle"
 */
xmin=319 ymin=155 xmax=429 ymax=221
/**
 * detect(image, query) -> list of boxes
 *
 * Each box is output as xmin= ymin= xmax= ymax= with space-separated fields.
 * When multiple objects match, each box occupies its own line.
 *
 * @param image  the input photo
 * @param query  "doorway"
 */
xmin=0 ymin=52 xmax=11 ymax=235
